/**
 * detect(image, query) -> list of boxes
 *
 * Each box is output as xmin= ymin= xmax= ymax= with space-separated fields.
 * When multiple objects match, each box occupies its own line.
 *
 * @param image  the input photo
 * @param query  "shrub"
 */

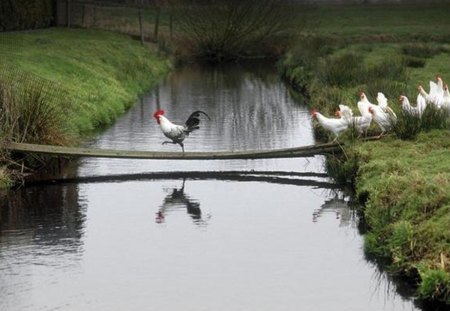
xmin=316 ymin=52 xmax=363 ymax=87
xmin=401 ymin=43 xmax=442 ymax=59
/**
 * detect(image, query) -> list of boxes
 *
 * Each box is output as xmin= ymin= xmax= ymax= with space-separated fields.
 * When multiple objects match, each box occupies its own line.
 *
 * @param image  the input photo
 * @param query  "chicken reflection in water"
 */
xmin=156 ymin=179 xmax=210 ymax=226
xmin=312 ymin=192 xmax=357 ymax=227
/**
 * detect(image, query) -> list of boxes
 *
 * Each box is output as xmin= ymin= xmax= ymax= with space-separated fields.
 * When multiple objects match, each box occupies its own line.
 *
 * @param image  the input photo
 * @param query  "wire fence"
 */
xmin=60 ymin=0 xmax=173 ymax=43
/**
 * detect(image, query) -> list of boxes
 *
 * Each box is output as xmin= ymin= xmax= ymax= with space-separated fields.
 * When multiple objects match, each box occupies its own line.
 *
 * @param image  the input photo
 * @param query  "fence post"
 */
xmin=81 ymin=4 xmax=85 ymax=27
xmin=138 ymin=7 xmax=144 ymax=44
xmin=169 ymin=13 xmax=173 ymax=40
xmin=67 ymin=0 xmax=71 ymax=27
xmin=154 ymin=6 xmax=160 ymax=41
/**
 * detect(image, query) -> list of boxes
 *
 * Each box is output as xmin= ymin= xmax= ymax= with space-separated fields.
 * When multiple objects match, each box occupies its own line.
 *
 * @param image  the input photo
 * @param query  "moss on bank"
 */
xmin=0 ymin=28 xmax=171 ymax=185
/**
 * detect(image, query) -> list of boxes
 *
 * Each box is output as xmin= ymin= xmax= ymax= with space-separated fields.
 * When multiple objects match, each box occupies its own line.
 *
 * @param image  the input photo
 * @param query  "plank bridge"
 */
xmin=4 ymin=141 xmax=344 ymax=160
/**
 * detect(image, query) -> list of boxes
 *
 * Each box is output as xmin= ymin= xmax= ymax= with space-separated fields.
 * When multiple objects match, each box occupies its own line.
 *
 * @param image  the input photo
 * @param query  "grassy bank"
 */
xmin=356 ymin=131 xmax=450 ymax=303
xmin=0 ymin=28 xmax=171 ymax=185
xmin=280 ymin=3 xmax=450 ymax=305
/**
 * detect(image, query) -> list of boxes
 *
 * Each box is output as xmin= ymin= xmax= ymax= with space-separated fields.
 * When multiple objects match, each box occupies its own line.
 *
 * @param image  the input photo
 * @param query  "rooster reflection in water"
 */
xmin=156 ymin=179 xmax=210 ymax=226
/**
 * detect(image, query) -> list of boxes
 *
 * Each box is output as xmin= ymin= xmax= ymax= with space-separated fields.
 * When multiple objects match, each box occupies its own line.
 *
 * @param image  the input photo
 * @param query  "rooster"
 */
xmin=153 ymin=109 xmax=210 ymax=152
xmin=311 ymin=109 xmax=348 ymax=142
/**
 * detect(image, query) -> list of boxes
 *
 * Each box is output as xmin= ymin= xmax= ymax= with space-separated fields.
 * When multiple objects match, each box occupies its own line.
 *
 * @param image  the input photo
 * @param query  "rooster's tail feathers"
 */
xmin=185 ymin=110 xmax=210 ymax=132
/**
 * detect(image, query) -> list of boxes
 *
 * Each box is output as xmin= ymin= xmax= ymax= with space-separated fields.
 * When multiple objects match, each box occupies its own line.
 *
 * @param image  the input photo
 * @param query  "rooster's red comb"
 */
xmin=153 ymin=109 xmax=165 ymax=119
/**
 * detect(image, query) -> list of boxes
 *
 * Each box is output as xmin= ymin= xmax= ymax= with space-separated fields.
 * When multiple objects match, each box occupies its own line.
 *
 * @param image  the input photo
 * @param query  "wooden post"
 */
xmin=81 ymin=4 xmax=85 ymax=27
xmin=93 ymin=3 xmax=97 ymax=27
xmin=154 ymin=6 xmax=160 ymax=41
xmin=66 ymin=0 xmax=71 ymax=27
xmin=138 ymin=7 xmax=144 ymax=44
xmin=169 ymin=13 xmax=173 ymax=40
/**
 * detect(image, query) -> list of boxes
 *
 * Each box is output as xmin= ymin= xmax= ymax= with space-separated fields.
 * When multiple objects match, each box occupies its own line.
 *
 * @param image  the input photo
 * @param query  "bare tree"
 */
xmin=171 ymin=0 xmax=296 ymax=61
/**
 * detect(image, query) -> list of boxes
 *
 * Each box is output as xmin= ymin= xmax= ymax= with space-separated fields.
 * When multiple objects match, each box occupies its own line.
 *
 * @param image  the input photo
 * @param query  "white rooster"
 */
xmin=153 ymin=109 xmax=210 ymax=152
xmin=336 ymin=104 xmax=372 ymax=137
xmin=311 ymin=109 xmax=348 ymax=142
xmin=399 ymin=94 xmax=427 ymax=117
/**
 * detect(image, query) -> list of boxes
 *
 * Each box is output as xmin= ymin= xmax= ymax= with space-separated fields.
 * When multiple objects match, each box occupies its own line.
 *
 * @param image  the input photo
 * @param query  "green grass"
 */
xmin=300 ymin=3 xmax=450 ymax=39
xmin=0 ymin=28 xmax=170 ymax=185
xmin=0 ymin=28 xmax=170 ymax=135
xmin=355 ymin=131 xmax=450 ymax=303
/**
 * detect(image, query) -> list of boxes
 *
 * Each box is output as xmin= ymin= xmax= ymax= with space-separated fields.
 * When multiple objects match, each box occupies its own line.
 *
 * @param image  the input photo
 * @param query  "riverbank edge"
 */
xmin=0 ymin=28 xmax=172 ymax=187
xmin=279 ymin=52 xmax=450 ymax=305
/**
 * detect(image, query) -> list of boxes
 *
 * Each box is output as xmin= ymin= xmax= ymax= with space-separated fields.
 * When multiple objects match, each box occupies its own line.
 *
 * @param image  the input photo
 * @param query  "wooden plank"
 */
xmin=4 ymin=142 xmax=342 ymax=160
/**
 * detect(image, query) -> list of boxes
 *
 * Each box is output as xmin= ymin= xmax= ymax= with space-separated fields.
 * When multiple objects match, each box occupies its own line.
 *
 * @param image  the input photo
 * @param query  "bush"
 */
xmin=316 ymin=52 xmax=363 ymax=87
xmin=401 ymin=43 xmax=442 ymax=59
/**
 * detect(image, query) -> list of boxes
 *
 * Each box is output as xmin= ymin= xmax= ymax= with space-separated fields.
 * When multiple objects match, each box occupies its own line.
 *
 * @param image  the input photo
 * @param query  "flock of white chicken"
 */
xmin=311 ymin=75 xmax=450 ymax=141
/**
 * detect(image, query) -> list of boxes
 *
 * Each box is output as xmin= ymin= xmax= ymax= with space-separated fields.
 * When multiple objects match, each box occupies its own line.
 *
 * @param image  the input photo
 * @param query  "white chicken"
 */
xmin=442 ymin=84 xmax=450 ymax=115
xmin=368 ymin=105 xmax=396 ymax=136
xmin=399 ymin=94 xmax=427 ymax=117
xmin=418 ymin=75 xmax=445 ymax=108
xmin=357 ymin=92 xmax=376 ymax=117
xmin=336 ymin=104 xmax=372 ymax=137
xmin=376 ymin=92 xmax=389 ymax=112
xmin=311 ymin=109 xmax=348 ymax=142
xmin=153 ymin=109 xmax=210 ymax=152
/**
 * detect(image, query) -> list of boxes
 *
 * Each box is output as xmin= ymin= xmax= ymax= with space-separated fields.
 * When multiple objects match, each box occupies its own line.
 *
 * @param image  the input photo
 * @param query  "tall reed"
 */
xmin=0 ymin=71 xmax=71 ymax=146
xmin=393 ymin=104 xmax=449 ymax=140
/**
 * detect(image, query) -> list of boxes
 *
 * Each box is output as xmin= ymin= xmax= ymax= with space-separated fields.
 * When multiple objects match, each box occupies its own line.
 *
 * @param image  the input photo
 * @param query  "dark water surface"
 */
xmin=1 ymin=63 xmax=419 ymax=310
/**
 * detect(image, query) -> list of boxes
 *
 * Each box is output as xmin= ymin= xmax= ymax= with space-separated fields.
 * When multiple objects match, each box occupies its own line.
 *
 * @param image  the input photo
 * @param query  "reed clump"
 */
xmin=0 ymin=72 xmax=71 ymax=146
xmin=393 ymin=104 xmax=449 ymax=140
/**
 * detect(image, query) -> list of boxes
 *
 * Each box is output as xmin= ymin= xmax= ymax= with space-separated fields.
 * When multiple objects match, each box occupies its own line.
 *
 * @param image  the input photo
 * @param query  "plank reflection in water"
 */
xmin=156 ymin=179 xmax=210 ymax=226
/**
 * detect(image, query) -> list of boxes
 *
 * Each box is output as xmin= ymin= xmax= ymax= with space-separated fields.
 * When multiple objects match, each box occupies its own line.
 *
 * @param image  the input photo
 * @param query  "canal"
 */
xmin=1 ymin=62 xmax=420 ymax=310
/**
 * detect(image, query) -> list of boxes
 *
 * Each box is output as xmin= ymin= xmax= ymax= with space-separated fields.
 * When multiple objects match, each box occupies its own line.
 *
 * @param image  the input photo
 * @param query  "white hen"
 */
xmin=337 ymin=104 xmax=372 ymax=136
xmin=442 ymin=84 xmax=450 ymax=115
xmin=311 ymin=109 xmax=348 ymax=142
xmin=376 ymin=92 xmax=389 ymax=111
xmin=357 ymin=92 xmax=377 ymax=117
xmin=418 ymin=76 xmax=445 ymax=108
xmin=399 ymin=95 xmax=426 ymax=117
xmin=368 ymin=105 xmax=396 ymax=136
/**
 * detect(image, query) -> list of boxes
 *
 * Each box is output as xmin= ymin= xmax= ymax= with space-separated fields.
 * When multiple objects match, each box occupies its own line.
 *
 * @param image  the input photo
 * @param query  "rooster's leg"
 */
xmin=162 ymin=141 xmax=175 ymax=145
xmin=179 ymin=142 xmax=185 ymax=153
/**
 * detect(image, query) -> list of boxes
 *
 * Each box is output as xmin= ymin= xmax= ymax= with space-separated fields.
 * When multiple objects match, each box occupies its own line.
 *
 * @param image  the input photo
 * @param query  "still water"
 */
xmin=1 ymin=63 xmax=420 ymax=310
